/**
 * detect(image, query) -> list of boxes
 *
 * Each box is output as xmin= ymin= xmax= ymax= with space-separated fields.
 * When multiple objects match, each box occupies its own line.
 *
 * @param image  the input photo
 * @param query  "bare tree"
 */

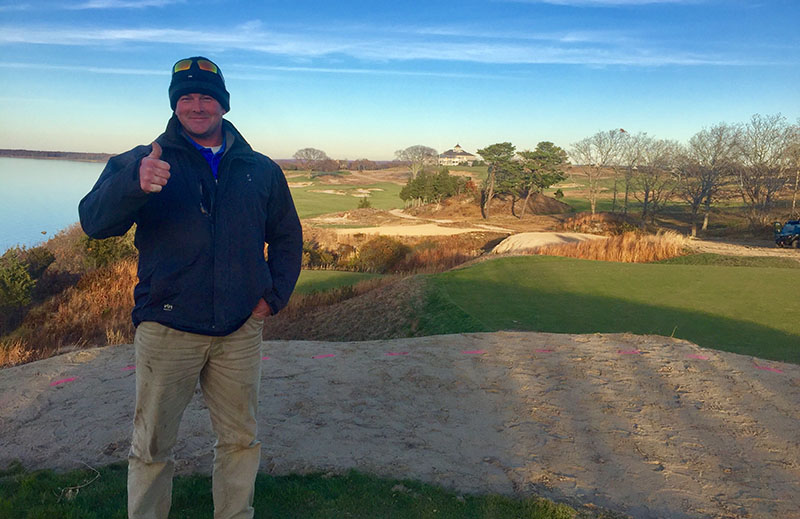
xmin=733 ymin=113 xmax=794 ymax=228
xmin=675 ymin=123 xmax=739 ymax=236
xmin=293 ymin=147 xmax=330 ymax=173
xmin=788 ymin=122 xmax=800 ymax=217
xmin=394 ymin=145 xmax=438 ymax=179
xmin=632 ymin=138 xmax=679 ymax=223
xmin=570 ymin=129 xmax=624 ymax=214
xmin=349 ymin=158 xmax=377 ymax=171
xmin=618 ymin=132 xmax=648 ymax=215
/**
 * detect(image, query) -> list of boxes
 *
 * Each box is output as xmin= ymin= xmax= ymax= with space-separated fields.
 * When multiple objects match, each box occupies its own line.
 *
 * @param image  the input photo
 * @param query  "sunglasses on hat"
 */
xmin=173 ymin=58 xmax=223 ymax=79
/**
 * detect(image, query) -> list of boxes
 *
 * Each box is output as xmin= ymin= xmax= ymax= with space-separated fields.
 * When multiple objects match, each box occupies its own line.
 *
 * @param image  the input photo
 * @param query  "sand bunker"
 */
xmin=333 ymin=223 xmax=491 ymax=237
xmin=492 ymin=232 xmax=606 ymax=254
xmin=1 ymin=332 xmax=798 ymax=519
xmin=309 ymin=189 xmax=347 ymax=196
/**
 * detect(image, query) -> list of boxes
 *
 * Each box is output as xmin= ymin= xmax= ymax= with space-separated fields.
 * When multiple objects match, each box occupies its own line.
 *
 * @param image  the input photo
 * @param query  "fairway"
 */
xmin=289 ymin=181 xmax=404 ymax=219
xmin=294 ymin=270 xmax=383 ymax=294
xmin=424 ymin=255 xmax=800 ymax=363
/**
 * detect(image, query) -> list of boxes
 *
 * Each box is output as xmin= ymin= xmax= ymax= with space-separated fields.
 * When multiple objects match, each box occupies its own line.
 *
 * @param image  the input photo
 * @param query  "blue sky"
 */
xmin=1 ymin=0 xmax=798 ymax=160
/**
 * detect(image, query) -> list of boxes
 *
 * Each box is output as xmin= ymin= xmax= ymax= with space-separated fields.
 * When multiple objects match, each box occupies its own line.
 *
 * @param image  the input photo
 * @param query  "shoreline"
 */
xmin=0 ymin=150 xmax=113 ymax=164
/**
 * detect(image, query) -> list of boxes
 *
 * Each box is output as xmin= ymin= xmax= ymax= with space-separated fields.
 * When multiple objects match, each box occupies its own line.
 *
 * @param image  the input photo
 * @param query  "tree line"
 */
xmin=570 ymin=113 xmax=800 ymax=234
xmin=293 ymin=112 xmax=800 ymax=232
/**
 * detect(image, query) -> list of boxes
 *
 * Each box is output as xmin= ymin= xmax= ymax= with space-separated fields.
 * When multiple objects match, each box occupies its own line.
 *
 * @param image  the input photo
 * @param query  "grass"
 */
xmin=557 ymin=197 xmax=613 ymax=214
xmin=657 ymin=253 xmax=800 ymax=268
xmin=0 ymin=462 xmax=581 ymax=519
xmin=419 ymin=255 xmax=800 ymax=364
xmin=289 ymin=181 xmax=404 ymax=219
xmin=294 ymin=270 xmax=384 ymax=294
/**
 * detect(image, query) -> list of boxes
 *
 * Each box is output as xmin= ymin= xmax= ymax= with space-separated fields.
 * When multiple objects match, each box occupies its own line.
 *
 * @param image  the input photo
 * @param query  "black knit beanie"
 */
xmin=168 ymin=56 xmax=230 ymax=112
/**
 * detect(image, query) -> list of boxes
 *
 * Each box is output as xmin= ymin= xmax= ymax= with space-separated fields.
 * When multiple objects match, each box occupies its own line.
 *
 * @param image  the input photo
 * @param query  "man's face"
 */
xmin=175 ymin=93 xmax=226 ymax=146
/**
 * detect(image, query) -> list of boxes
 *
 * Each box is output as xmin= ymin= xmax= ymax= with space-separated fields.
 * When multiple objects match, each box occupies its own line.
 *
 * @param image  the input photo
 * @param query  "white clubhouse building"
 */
xmin=438 ymin=144 xmax=477 ymax=166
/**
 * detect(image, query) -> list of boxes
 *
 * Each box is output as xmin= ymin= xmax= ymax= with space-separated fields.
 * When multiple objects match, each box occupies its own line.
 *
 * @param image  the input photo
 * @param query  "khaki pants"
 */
xmin=128 ymin=316 xmax=264 ymax=519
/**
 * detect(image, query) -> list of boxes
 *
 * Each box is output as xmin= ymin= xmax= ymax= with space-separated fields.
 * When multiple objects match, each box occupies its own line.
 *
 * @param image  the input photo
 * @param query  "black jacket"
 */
xmin=79 ymin=115 xmax=302 ymax=336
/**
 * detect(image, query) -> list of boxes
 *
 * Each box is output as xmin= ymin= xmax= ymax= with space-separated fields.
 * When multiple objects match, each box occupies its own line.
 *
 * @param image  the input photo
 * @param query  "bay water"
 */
xmin=0 ymin=157 xmax=105 ymax=253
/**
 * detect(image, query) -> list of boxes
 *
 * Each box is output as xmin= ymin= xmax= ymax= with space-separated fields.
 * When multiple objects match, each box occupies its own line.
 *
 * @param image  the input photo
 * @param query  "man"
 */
xmin=79 ymin=56 xmax=302 ymax=519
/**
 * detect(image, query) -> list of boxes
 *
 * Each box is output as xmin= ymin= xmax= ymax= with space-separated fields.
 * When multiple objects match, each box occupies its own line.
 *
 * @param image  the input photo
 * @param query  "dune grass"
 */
xmin=531 ymin=231 xmax=687 ymax=263
xmin=0 ymin=462 xmax=581 ymax=519
xmin=419 ymin=255 xmax=800 ymax=364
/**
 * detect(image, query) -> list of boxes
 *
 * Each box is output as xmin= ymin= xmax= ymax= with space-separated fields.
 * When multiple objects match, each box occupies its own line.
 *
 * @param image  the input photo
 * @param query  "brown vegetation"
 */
xmin=530 ymin=231 xmax=688 ymax=263
xmin=302 ymin=227 xmax=505 ymax=274
xmin=0 ymin=228 xmax=500 ymax=368
xmin=1 ymin=259 xmax=136 ymax=367
xmin=557 ymin=212 xmax=642 ymax=235
xmin=0 ymin=217 xmax=691 ymax=370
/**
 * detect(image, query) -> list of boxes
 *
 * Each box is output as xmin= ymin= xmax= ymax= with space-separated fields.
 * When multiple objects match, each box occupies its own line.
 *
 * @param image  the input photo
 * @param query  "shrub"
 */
xmin=0 ymin=250 xmax=35 ymax=309
xmin=302 ymin=241 xmax=336 ymax=268
xmin=554 ymin=188 xmax=564 ymax=199
xmin=81 ymin=227 xmax=137 ymax=268
xmin=42 ymin=223 xmax=91 ymax=275
xmin=400 ymin=168 xmax=468 ymax=205
xmin=558 ymin=212 xmax=644 ymax=235
xmin=357 ymin=197 xmax=373 ymax=209
xmin=355 ymin=236 xmax=411 ymax=273
xmin=18 ymin=245 xmax=56 ymax=279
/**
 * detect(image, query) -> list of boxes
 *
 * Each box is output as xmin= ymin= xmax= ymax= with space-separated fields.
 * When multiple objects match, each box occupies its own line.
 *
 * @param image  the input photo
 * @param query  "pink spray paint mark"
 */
xmin=313 ymin=354 xmax=336 ymax=359
xmin=535 ymin=349 xmax=554 ymax=353
xmin=755 ymin=365 xmax=784 ymax=374
xmin=687 ymin=354 xmax=709 ymax=360
xmin=261 ymin=356 xmax=271 ymax=361
xmin=122 ymin=365 xmax=136 ymax=371
xmin=618 ymin=350 xmax=641 ymax=355
xmin=50 ymin=377 xmax=76 ymax=387
xmin=385 ymin=352 xmax=410 ymax=356
xmin=462 ymin=350 xmax=486 ymax=355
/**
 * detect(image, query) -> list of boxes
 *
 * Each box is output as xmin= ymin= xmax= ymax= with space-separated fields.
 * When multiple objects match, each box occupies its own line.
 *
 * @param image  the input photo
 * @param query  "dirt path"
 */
xmin=2 ymin=332 xmax=798 ymax=519
xmin=688 ymin=237 xmax=800 ymax=260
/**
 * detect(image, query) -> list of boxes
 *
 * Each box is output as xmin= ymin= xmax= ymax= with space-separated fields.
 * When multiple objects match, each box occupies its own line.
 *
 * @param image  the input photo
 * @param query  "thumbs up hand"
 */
xmin=139 ymin=142 xmax=171 ymax=193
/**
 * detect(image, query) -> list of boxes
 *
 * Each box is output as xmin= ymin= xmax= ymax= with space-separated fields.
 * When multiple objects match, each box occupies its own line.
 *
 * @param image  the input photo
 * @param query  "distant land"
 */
xmin=0 ymin=150 xmax=401 ymax=168
xmin=0 ymin=149 xmax=114 ymax=163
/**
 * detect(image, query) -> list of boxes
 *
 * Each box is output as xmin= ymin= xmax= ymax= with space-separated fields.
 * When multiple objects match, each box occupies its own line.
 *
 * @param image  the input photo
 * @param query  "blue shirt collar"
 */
xmin=183 ymin=132 xmax=226 ymax=179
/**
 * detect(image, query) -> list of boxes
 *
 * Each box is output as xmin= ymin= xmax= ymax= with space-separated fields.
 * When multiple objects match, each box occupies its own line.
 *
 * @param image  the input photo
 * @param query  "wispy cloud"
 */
xmin=69 ymin=0 xmax=184 ymax=9
xmin=497 ymin=0 xmax=696 ymax=5
xmin=0 ymin=61 xmax=164 ymax=76
xmin=238 ymin=64 xmax=509 ymax=81
xmin=411 ymin=25 xmax=634 ymax=45
xmin=0 ymin=3 xmax=33 ymax=11
xmin=0 ymin=60 xmax=505 ymax=81
xmin=0 ymin=22 xmax=756 ymax=67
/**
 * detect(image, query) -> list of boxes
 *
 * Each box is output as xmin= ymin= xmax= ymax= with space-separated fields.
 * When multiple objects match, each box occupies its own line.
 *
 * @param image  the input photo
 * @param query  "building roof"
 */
xmin=439 ymin=144 xmax=476 ymax=159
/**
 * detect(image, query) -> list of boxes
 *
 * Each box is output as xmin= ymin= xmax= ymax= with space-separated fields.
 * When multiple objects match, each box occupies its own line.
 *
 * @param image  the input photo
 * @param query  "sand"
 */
xmin=332 ymin=223 xmax=496 ymax=237
xmin=491 ymin=232 xmax=607 ymax=254
xmin=1 ymin=332 xmax=798 ymax=519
